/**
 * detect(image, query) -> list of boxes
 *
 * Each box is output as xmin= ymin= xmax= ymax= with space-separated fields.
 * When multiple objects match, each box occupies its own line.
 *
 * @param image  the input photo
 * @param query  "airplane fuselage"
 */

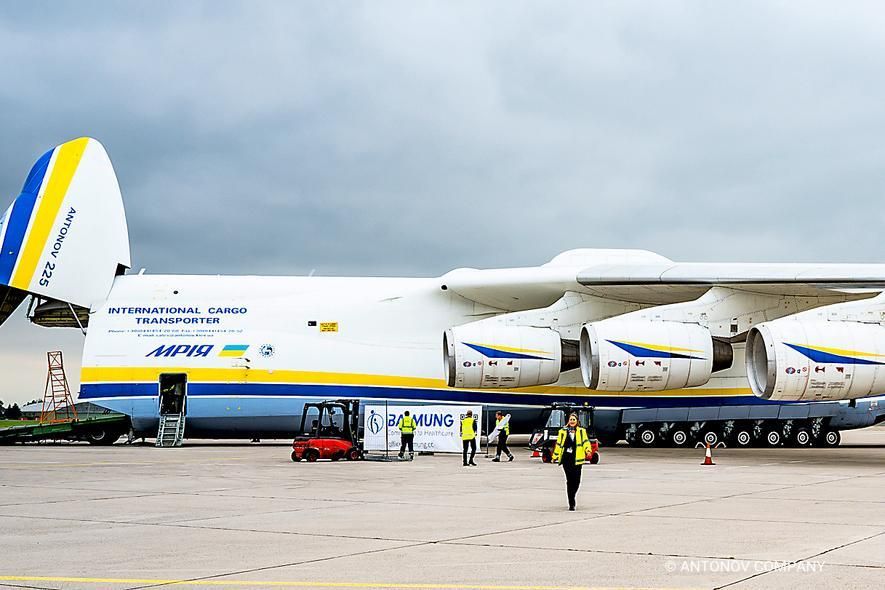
xmin=81 ymin=274 xmax=763 ymax=436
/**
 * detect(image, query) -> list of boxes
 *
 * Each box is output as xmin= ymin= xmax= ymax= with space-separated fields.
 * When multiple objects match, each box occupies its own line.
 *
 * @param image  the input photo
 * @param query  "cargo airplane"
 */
xmin=3 ymin=138 xmax=885 ymax=440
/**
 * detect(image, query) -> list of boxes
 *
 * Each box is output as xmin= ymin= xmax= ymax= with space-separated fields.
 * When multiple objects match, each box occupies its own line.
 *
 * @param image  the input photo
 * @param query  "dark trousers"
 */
xmin=462 ymin=438 xmax=476 ymax=465
xmin=399 ymin=433 xmax=414 ymax=457
xmin=562 ymin=459 xmax=583 ymax=509
xmin=496 ymin=433 xmax=512 ymax=458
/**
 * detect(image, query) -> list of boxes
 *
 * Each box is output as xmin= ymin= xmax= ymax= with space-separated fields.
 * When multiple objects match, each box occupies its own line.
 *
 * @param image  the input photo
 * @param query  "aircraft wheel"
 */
xmin=823 ymin=430 xmax=841 ymax=447
xmin=670 ymin=429 xmax=690 ymax=447
xmin=87 ymin=429 xmax=120 ymax=445
xmin=793 ymin=428 xmax=812 ymax=447
xmin=291 ymin=451 xmax=301 ymax=462
xmin=701 ymin=430 xmax=720 ymax=447
xmin=764 ymin=428 xmax=783 ymax=447
xmin=304 ymin=449 xmax=320 ymax=462
xmin=638 ymin=427 xmax=657 ymax=447
xmin=734 ymin=429 xmax=753 ymax=448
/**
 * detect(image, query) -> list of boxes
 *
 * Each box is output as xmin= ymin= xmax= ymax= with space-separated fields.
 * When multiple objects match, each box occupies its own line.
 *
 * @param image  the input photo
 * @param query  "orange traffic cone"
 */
xmin=531 ymin=449 xmax=541 ymax=458
xmin=701 ymin=442 xmax=715 ymax=466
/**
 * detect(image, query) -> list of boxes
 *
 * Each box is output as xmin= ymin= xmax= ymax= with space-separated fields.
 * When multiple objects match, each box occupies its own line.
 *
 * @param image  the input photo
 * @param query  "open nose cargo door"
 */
xmin=0 ymin=137 xmax=130 ymax=327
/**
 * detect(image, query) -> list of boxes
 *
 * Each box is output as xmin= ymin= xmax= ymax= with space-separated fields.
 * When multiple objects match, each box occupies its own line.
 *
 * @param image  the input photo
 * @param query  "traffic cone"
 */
xmin=531 ymin=449 xmax=541 ymax=458
xmin=701 ymin=442 xmax=715 ymax=466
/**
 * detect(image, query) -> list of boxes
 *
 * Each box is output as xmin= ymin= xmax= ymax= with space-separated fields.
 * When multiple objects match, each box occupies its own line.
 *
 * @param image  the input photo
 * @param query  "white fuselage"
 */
xmin=80 ymin=274 xmax=758 ymax=435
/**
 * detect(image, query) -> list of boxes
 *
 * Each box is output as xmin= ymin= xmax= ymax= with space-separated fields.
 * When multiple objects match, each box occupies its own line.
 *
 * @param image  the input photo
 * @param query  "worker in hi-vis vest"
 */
xmin=551 ymin=412 xmax=593 ymax=511
xmin=397 ymin=410 xmax=417 ymax=460
xmin=460 ymin=410 xmax=478 ymax=467
xmin=492 ymin=411 xmax=514 ymax=462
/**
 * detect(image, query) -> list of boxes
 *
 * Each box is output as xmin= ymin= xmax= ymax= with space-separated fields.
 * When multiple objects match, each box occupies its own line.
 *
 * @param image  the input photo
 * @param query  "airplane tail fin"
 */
xmin=0 ymin=137 xmax=130 ymax=326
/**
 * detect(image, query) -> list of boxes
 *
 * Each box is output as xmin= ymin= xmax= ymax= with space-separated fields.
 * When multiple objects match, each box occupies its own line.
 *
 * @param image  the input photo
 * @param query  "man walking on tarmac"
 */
xmin=461 ymin=410 xmax=478 ymax=466
xmin=492 ymin=411 xmax=514 ymax=462
xmin=397 ymin=410 xmax=417 ymax=460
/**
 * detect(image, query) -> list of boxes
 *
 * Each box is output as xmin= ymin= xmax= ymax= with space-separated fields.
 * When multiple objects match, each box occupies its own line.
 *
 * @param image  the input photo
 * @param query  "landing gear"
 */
xmin=638 ymin=427 xmax=657 ymax=447
xmin=821 ymin=430 xmax=841 ymax=447
xmin=764 ymin=428 xmax=783 ymax=447
xmin=791 ymin=428 xmax=812 ymax=447
xmin=670 ymin=429 xmax=690 ymax=447
xmin=733 ymin=429 xmax=753 ymax=448
xmin=700 ymin=429 xmax=720 ymax=447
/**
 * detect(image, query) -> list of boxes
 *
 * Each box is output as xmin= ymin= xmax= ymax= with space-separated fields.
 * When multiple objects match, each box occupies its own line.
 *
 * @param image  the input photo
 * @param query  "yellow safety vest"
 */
xmin=551 ymin=427 xmax=592 ymax=465
xmin=461 ymin=416 xmax=476 ymax=440
xmin=496 ymin=417 xmax=510 ymax=436
xmin=398 ymin=415 xmax=416 ymax=434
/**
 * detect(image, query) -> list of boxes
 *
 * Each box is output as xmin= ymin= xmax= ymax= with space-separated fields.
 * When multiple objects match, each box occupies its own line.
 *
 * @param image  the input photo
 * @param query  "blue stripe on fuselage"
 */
xmin=80 ymin=381 xmax=771 ymax=419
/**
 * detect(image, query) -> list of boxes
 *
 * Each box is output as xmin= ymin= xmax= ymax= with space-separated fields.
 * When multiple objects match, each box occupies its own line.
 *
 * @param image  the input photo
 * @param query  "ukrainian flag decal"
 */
xmin=219 ymin=344 xmax=249 ymax=358
xmin=463 ymin=342 xmax=552 ymax=361
xmin=607 ymin=340 xmax=705 ymax=360
xmin=784 ymin=343 xmax=885 ymax=365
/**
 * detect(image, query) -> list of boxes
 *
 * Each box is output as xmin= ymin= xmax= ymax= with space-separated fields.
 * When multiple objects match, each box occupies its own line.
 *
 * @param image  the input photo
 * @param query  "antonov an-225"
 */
xmin=3 ymin=138 xmax=885 ymax=442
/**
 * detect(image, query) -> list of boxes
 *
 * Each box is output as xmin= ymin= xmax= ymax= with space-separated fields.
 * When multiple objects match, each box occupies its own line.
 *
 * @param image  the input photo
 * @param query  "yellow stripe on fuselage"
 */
xmin=10 ymin=138 xmax=89 ymax=290
xmin=80 ymin=366 xmax=751 ymax=398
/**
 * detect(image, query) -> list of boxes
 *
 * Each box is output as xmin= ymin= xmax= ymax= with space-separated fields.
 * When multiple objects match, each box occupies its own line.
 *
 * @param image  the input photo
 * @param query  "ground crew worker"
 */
xmin=397 ymin=410 xmax=417 ymax=460
xmin=551 ymin=412 xmax=592 ymax=511
xmin=460 ymin=410 xmax=478 ymax=466
xmin=492 ymin=411 xmax=514 ymax=462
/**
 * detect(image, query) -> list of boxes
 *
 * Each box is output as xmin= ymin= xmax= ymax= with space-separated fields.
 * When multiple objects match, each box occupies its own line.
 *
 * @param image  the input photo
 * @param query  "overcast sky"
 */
xmin=2 ymin=2 xmax=885 ymax=404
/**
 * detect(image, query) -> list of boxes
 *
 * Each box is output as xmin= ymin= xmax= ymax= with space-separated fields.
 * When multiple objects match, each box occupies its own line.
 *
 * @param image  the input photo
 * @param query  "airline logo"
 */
xmin=219 ymin=344 xmax=249 ymax=358
xmin=606 ymin=340 xmax=705 ymax=360
xmin=784 ymin=343 xmax=885 ymax=366
xmin=147 ymin=344 xmax=213 ymax=358
xmin=462 ymin=342 xmax=552 ymax=361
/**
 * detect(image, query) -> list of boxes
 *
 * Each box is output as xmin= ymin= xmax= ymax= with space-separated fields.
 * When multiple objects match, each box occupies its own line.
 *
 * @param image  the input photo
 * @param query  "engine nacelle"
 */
xmin=444 ymin=325 xmax=563 ymax=388
xmin=746 ymin=320 xmax=885 ymax=402
xmin=580 ymin=320 xmax=730 ymax=391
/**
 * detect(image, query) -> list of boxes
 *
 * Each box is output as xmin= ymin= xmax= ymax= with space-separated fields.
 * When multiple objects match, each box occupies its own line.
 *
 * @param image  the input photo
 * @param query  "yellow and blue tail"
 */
xmin=0 ymin=138 xmax=130 ymax=325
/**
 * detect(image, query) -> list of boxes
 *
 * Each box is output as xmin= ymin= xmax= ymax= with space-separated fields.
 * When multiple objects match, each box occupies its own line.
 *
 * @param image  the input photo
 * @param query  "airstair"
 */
xmin=156 ymin=414 xmax=185 ymax=447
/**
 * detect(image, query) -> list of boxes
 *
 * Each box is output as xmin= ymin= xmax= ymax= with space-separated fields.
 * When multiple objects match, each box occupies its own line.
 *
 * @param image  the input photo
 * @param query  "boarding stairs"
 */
xmin=156 ymin=414 xmax=185 ymax=447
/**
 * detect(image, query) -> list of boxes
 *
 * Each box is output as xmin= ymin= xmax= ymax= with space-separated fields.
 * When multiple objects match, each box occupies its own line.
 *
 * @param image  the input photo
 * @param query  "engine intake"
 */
xmin=444 ymin=325 xmax=564 ymax=388
xmin=747 ymin=321 xmax=885 ymax=402
xmin=580 ymin=320 xmax=729 ymax=391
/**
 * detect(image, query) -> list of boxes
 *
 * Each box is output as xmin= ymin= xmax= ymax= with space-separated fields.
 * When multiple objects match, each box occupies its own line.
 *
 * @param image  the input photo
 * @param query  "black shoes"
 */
xmin=469 ymin=461 xmax=477 ymax=466
xmin=492 ymin=457 xmax=500 ymax=462
xmin=569 ymin=506 xmax=576 ymax=511
xmin=508 ymin=455 xmax=514 ymax=462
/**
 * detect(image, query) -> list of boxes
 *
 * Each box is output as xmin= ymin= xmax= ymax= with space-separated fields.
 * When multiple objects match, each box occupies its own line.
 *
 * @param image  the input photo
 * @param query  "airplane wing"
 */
xmin=441 ymin=250 xmax=885 ymax=311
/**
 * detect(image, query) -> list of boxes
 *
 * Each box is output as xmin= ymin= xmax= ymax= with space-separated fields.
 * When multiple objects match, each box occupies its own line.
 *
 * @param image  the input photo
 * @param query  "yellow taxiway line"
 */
xmin=0 ymin=576 xmax=695 ymax=590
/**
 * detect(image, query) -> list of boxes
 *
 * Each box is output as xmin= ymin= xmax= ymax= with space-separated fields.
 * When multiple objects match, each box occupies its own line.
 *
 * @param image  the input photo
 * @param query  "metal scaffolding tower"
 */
xmin=40 ymin=351 xmax=78 ymax=424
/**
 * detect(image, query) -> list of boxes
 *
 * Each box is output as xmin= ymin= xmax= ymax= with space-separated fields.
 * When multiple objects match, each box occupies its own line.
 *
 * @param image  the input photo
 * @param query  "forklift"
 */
xmin=291 ymin=399 xmax=363 ymax=462
xmin=528 ymin=402 xmax=600 ymax=464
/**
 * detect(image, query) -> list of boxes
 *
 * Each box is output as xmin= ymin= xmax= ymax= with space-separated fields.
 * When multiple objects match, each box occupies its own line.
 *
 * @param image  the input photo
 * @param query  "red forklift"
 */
xmin=529 ymin=403 xmax=600 ymax=464
xmin=291 ymin=399 xmax=363 ymax=462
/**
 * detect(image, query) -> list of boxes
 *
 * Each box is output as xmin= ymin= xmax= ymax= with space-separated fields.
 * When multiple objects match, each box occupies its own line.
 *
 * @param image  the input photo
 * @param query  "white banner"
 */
xmin=363 ymin=404 xmax=483 ymax=453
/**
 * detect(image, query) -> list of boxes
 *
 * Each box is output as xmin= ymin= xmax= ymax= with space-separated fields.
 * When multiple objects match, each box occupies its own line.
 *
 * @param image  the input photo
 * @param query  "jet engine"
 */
xmin=444 ymin=325 xmax=568 ymax=388
xmin=746 ymin=320 xmax=885 ymax=402
xmin=580 ymin=320 xmax=732 ymax=391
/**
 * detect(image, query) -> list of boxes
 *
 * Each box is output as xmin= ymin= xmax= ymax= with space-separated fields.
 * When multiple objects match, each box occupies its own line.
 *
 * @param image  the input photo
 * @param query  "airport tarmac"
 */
xmin=1 ymin=427 xmax=884 ymax=590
